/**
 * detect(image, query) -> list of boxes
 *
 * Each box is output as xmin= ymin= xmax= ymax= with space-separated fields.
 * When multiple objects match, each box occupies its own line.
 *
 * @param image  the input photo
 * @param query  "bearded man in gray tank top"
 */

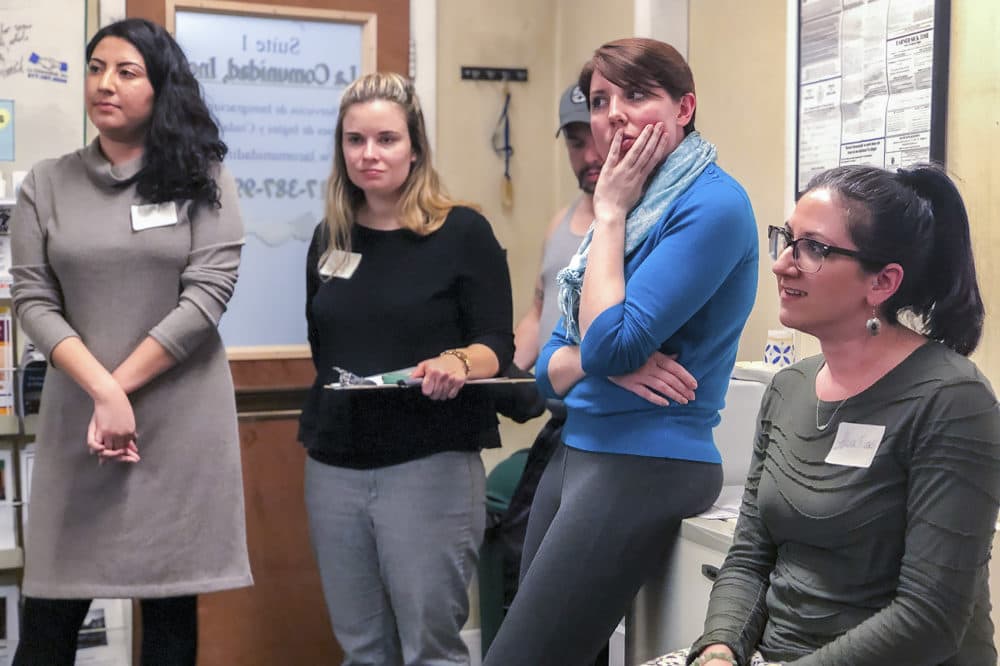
xmin=513 ymin=82 xmax=599 ymax=370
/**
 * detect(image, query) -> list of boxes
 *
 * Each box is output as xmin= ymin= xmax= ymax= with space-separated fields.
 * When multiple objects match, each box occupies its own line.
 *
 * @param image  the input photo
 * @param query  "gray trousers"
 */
xmin=305 ymin=451 xmax=486 ymax=666
xmin=483 ymin=443 xmax=722 ymax=666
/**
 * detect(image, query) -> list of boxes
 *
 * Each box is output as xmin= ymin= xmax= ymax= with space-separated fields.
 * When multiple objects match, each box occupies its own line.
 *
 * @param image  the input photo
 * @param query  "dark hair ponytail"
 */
xmin=894 ymin=166 xmax=983 ymax=355
xmin=805 ymin=164 xmax=983 ymax=356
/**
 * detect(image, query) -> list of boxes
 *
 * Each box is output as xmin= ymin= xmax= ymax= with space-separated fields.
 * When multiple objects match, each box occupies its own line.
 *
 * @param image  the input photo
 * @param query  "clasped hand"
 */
xmin=87 ymin=384 xmax=140 ymax=463
xmin=592 ymin=123 xmax=671 ymax=223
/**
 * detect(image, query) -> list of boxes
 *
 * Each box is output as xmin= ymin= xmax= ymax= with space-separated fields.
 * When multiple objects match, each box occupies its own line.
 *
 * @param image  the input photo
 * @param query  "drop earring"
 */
xmin=866 ymin=307 xmax=881 ymax=337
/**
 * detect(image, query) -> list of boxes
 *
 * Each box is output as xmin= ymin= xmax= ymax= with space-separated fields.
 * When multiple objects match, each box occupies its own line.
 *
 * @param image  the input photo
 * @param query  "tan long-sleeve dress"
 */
xmin=10 ymin=140 xmax=253 ymax=598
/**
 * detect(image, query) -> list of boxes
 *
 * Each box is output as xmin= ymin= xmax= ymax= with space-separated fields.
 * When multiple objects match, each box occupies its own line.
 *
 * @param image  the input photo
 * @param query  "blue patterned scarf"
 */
xmin=556 ymin=131 xmax=717 ymax=343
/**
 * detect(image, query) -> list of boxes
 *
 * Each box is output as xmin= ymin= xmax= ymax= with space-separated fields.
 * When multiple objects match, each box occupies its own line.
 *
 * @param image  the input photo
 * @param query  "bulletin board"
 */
xmin=796 ymin=0 xmax=950 ymax=194
xmin=0 ymin=0 xmax=87 ymax=177
xmin=167 ymin=0 xmax=375 ymax=357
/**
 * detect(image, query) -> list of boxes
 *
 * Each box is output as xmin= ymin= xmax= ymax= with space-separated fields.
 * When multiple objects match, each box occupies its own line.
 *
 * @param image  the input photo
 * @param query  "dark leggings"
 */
xmin=13 ymin=595 xmax=197 ymax=666
xmin=483 ymin=444 xmax=723 ymax=666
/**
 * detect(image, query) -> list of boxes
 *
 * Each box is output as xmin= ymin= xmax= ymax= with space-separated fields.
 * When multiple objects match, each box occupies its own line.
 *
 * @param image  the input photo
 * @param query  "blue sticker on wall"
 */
xmin=0 ymin=101 xmax=13 ymax=162
xmin=26 ymin=53 xmax=68 ymax=83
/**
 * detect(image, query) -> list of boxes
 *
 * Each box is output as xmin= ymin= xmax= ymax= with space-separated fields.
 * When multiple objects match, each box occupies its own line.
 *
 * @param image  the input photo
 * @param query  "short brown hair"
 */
xmin=579 ymin=37 xmax=696 ymax=135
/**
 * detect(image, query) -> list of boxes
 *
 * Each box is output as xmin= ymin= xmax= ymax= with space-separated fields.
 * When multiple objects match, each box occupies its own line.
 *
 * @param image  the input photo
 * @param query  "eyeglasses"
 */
xmin=767 ymin=225 xmax=882 ymax=274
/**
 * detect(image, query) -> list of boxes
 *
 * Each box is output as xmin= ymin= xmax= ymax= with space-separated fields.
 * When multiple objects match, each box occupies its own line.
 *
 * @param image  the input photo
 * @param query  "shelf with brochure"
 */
xmin=0 ymin=197 xmax=28 ymax=663
xmin=0 ymin=195 xmax=16 ymax=437
xmin=0 ymin=213 xmax=36 ymax=579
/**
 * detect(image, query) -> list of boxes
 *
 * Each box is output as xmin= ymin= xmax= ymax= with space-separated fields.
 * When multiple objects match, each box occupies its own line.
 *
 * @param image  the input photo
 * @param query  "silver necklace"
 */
xmin=815 ymin=396 xmax=849 ymax=431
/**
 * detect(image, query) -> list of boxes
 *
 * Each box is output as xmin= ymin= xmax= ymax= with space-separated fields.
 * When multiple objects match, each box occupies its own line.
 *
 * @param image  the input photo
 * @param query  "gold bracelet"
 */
xmin=440 ymin=349 xmax=471 ymax=375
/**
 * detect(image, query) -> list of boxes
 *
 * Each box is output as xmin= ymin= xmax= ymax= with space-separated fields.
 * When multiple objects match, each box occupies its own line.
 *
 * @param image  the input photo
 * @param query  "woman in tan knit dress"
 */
xmin=10 ymin=19 xmax=251 ymax=666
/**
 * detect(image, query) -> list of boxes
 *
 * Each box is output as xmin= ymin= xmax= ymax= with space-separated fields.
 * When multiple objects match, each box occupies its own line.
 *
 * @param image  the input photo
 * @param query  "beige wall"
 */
xmin=948 ymin=2 xmax=1000 ymax=381
xmin=552 ymin=0 xmax=635 ymax=207
xmin=690 ymin=1 xmax=1000 ymax=380
xmin=436 ymin=1 xmax=633 ymax=468
xmin=948 ymin=3 xmax=1000 ymax=633
xmin=688 ymin=0 xmax=787 ymax=364
xmin=436 ymin=1 xmax=557 ymax=333
xmin=436 ymin=1 xmax=557 ymax=468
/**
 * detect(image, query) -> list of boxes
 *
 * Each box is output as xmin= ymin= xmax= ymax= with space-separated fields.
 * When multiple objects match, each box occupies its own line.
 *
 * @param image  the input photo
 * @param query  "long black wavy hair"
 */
xmin=805 ymin=164 xmax=984 ymax=356
xmin=86 ymin=18 xmax=226 ymax=212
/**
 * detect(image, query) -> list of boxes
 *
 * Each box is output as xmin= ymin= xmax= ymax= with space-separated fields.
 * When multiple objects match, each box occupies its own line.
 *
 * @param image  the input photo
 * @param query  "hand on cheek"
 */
xmin=593 ymin=123 xmax=667 ymax=222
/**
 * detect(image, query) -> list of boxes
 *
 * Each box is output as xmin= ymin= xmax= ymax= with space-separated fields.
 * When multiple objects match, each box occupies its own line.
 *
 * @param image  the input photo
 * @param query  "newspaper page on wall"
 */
xmin=797 ymin=0 xmax=949 ymax=193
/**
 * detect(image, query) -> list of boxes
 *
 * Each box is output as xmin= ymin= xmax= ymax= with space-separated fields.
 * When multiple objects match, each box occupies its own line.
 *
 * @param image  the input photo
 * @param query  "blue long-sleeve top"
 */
xmin=537 ymin=163 xmax=758 ymax=462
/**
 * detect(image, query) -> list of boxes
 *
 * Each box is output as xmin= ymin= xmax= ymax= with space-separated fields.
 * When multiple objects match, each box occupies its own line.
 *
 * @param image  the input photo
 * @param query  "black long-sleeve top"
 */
xmin=298 ymin=206 xmax=514 ymax=469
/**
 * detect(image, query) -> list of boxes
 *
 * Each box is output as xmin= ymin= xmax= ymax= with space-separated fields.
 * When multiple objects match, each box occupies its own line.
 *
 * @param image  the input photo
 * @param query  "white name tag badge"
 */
xmin=825 ymin=422 xmax=886 ymax=468
xmin=319 ymin=250 xmax=362 ymax=279
xmin=131 ymin=202 xmax=178 ymax=231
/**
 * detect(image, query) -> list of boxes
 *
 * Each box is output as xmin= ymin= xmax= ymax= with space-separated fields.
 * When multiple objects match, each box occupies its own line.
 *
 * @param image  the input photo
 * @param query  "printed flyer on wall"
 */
xmin=0 ymin=308 xmax=12 ymax=415
xmin=797 ymin=0 xmax=944 ymax=190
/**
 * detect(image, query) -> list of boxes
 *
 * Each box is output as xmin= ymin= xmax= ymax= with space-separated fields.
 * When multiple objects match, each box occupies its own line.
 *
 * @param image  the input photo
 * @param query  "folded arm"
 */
xmin=580 ymin=192 xmax=752 ymax=378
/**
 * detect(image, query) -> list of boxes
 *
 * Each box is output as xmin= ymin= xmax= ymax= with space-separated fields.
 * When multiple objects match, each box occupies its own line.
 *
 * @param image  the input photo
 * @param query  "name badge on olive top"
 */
xmin=825 ymin=422 xmax=886 ymax=468
xmin=131 ymin=202 xmax=178 ymax=231
xmin=319 ymin=250 xmax=362 ymax=279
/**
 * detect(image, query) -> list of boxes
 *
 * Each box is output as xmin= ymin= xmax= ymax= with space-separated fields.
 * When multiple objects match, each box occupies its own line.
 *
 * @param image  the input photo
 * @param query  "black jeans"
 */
xmin=13 ymin=595 xmax=197 ymax=666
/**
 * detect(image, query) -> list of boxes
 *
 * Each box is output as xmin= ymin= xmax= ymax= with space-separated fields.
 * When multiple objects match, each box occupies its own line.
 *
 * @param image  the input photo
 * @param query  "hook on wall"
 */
xmin=460 ymin=67 xmax=528 ymax=82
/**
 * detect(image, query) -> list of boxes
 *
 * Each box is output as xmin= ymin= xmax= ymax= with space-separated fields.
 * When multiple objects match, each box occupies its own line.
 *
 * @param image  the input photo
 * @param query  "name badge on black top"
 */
xmin=319 ymin=250 xmax=362 ymax=279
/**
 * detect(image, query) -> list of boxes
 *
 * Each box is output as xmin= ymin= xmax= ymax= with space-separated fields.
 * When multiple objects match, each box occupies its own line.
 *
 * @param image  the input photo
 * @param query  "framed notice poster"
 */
xmin=796 ymin=0 xmax=950 ymax=194
xmin=168 ymin=1 xmax=375 ymax=354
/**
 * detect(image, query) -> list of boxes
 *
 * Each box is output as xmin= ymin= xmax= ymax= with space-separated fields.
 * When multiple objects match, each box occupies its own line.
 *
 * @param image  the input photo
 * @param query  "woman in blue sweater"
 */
xmin=484 ymin=38 xmax=759 ymax=665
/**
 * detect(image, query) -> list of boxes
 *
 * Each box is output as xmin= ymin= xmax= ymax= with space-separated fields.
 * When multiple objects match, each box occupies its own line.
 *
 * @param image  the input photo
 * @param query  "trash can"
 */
xmin=478 ymin=448 xmax=529 ymax=658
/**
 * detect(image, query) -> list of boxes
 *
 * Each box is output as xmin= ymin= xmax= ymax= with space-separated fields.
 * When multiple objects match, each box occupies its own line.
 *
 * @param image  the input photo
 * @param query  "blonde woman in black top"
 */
xmin=299 ymin=72 xmax=513 ymax=665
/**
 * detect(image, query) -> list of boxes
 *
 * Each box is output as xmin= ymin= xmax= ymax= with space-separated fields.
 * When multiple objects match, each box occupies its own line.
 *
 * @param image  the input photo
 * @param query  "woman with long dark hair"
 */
xmin=10 ymin=18 xmax=250 ymax=665
xmin=651 ymin=164 xmax=1000 ymax=666
xmin=484 ymin=37 xmax=759 ymax=665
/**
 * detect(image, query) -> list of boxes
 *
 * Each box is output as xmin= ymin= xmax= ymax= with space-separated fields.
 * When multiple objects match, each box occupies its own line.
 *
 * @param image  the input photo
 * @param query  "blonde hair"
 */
xmin=320 ymin=72 xmax=459 ymax=270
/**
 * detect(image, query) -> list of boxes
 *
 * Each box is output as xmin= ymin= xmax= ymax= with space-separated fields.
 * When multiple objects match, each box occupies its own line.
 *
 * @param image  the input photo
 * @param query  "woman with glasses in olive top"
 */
xmin=650 ymin=164 xmax=1000 ymax=666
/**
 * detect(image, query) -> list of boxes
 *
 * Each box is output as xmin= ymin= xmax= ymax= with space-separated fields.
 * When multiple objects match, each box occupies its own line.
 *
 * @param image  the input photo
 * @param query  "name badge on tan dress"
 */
xmin=131 ymin=202 xmax=178 ymax=231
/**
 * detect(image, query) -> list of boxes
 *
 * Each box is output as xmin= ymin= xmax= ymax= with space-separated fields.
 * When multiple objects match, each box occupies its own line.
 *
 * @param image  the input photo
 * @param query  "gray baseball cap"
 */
xmin=556 ymin=83 xmax=590 ymax=136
